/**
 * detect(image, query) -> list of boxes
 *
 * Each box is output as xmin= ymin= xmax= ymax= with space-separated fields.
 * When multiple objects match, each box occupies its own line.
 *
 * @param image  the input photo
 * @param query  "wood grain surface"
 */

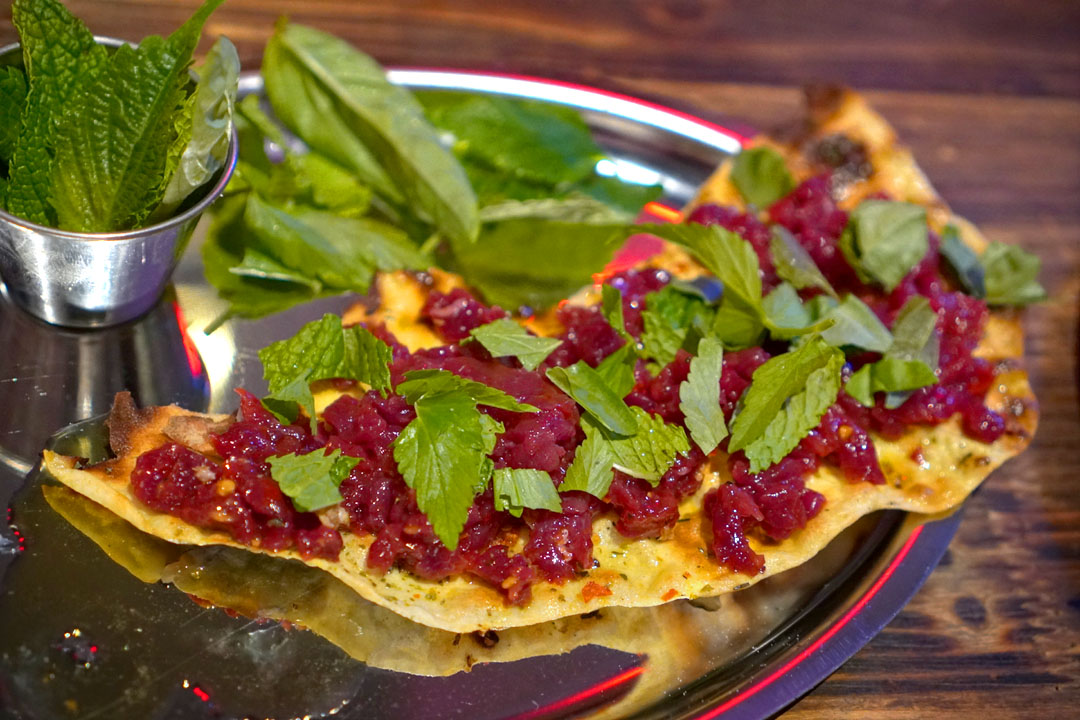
xmin=3 ymin=1 xmax=1077 ymax=717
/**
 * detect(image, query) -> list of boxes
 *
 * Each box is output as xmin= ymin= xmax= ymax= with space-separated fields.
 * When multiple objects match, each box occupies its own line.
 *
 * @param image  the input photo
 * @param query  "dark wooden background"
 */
xmin=3 ymin=1 xmax=1077 ymax=716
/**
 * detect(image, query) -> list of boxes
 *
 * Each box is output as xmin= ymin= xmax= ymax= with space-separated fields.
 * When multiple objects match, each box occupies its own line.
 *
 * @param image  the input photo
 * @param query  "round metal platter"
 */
xmin=0 ymin=71 xmax=961 ymax=720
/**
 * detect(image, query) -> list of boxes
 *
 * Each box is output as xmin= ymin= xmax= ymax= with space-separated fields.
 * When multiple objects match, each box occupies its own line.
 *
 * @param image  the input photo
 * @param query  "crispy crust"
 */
xmin=42 ymin=88 xmax=1037 ymax=633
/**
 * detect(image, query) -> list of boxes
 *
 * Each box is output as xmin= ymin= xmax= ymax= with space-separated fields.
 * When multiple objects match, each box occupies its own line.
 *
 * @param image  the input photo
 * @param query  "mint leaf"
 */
xmin=730 ymin=146 xmax=794 ymax=208
xmin=477 ymin=195 xmax=631 ymax=224
xmin=595 ymin=344 xmax=637 ymax=400
xmin=267 ymin=448 xmax=359 ymax=512
xmin=259 ymin=314 xmax=392 ymax=425
xmin=0 ymin=66 xmax=28 ymax=162
xmin=820 ymin=294 xmax=893 ymax=353
xmin=770 ymin=226 xmax=838 ymax=298
xmin=846 ymin=356 xmax=938 ymax=407
xmin=492 ymin=468 xmax=561 ymax=517
xmin=646 ymin=223 xmax=762 ymax=310
xmin=839 ymin=200 xmax=929 ymax=292
xmin=679 ymin=337 xmax=727 ymax=455
xmin=546 ymin=362 xmax=639 ymax=436
xmin=640 ymin=284 xmax=714 ymax=366
xmin=230 ymin=248 xmax=325 ymax=291
xmin=982 ymin=242 xmax=1047 ymax=306
xmin=762 ymin=282 xmax=813 ymax=336
xmin=560 ymin=427 xmax=616 ymax=497
xmin=265 ymin=22 xmax=478 ymax=243
xmin=743 ymin=347 xmax=844 ymax=472
xmin=152 ymin=35 xmax=239 ymax=221
xmin=601 ymin=284 xmax=634 ymax=343
xmin=888 ymin=296 xmax=939 ymax=365
xmin=289 ymin=208 xmax=430 ymax=274
xmin=49 ymin=0 xmax=227 ymax=231
xmin=448 ymin=219 xmax=627 ymax=311
xmin=7 ymin=0 xmax=107 ymax=225
xmin=397 ymin=369 xmax=538 ymax=413
xmin=467 ymin=318 xmax=562 ymax=371
xmin=939 ymin=224 xmax=986 ymax=298
xmin=728 ymin=336 xmax=844 ymax=469
xmin=393 ymin=392 xmax=493 ymax=550
xmin=586 ymin=408 xmax=690 ymax=484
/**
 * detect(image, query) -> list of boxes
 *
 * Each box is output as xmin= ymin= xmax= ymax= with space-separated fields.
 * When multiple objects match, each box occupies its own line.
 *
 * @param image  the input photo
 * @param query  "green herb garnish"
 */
xmin=467 ymin=317 xmax=562 ymax=371
xmin=678 ymin=337 xmax=727 ymax=455
xmin=545 ymin=362 xmax=639 ymax=436
xmin=730 ymin=146 xmax=794 ymax=208
xmin=267 ymin=448 xmax=359 ymax=512
xmin=839 ymin=200 xmax=929 ymax=292
xmin=492 ymin=468 xmax=562 ymax=517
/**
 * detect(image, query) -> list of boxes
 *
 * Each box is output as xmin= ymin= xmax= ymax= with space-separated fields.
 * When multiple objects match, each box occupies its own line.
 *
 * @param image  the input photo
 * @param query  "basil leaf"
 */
xmin=559 ymin=429 xmax=615 ymax=498
xmin=289 ymin=209 xmax=430 ymax=274
xmin=730 ymin=146 xmax=795 ymax=208
xmin=477 ymin=195 xmax=631 ymax=224
xmin=679 ymin=337 xmax=727 ymax=455
xmin=264 ymin=22 xmax=478 ymax=243
xmin=585 ymin=408 xmax=690 ymax=484
xmin=820 ymin=294 xmax=893 ymax=353
xmin=546 ymin=362 xmax=639 ymax=436
xmin=268 ymin=448 xmax=359 ymax=512
xmin=467 ymin=318 xmax=562 ymax=372
xmin=939 ymin=224 xmax=986 ymax=297
xmin=770 ymin=225 xmax=838 ymax=298
xmin=7 ymin=0 xmax=108 ymax=225
xmin=397 ymin=369 xmax=538 ymax=413
xmin=393 ymin=392 xmax=494 ymax=550
xmin=595 ymin=344 xmax=637 ymax=400
xmin=493 ymin=468 xmax=562 ymax=517
xmin=839 ymin=200 xmax=929 ymax=292
xmin=601 ymin=284 xmax=634 ymax=343
xmin=728 ymin=336 xmax=844 ymax=469
xmin=229 ymin=248 xmax=325 ymax=291
xmin=743 ymin=348 xmax=844 ymax=472
xmin=982 ymin=242 xmax=1047 ymax=306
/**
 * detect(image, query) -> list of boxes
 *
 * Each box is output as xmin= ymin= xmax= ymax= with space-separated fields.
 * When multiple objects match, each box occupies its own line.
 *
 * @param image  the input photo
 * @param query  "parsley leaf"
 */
xmin=259 ymin=314 xmax=392 ymax=426
xmin=730 ymin=146 xmax=794 ymax=208
xmin=267 ymin=448 xmax=359 ymax=512
xmin=396 ymin=369 xmax=539 ymax=412
xmin=492 ymin=468 xmax=562 ymax=517
xmin=728 ymin=336 xmax=845 ymax=472
xmin=679 ymin=337 xmax=727 ymax=455
xmin=939 ymin=224 xmax=986 ymax=297
xmin=820 ymin=294 xmax=893 ymax=353
xmin=467 ymin=318 xmax=562 ymax=371
xmin=770 ymin=226 xmax=838 ymax=298
xmin=839 ymin=200 xmax=929 ymax=292
xmin=546 ymin=362 xmax=639 ymax=435
xmin=982 ymin=242 xmax=1047 ymax=306
xmin=392 ymin=392 xmax=494 ymax=550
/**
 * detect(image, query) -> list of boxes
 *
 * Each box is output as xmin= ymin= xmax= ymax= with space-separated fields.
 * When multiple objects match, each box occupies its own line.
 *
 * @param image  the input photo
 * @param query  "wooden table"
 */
xmin=4 ymin=1 xmax=1077 ymax=716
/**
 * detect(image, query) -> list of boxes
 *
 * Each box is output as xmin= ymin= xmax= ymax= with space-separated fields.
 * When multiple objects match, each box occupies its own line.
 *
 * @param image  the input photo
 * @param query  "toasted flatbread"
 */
xmin=42 ymin=88 xmax=1037 ymax=633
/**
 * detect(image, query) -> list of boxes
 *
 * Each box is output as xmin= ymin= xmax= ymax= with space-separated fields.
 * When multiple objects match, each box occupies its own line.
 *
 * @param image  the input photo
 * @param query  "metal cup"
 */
xmin=0 ymin=38 xmax=237 ymax=329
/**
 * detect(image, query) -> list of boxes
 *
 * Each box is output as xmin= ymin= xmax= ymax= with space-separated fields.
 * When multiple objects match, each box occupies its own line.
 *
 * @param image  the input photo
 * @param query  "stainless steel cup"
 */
xmin=0 ymin=39 xmax=237 ymax=328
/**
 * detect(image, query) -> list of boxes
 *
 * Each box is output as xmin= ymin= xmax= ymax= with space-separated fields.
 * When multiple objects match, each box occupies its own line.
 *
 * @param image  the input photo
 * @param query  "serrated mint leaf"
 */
xmin=546 ymin=362 xmax=638 ymax=436
xmin=820 ymin=294 xmax=893 ymax=353
xmin=846 ymin=356 xmax=938 ymax=408
xmin=939 ymin=224 xmax=986 ymax=298
xmin=467 ymin=318 xmax=562 ymax=371
xmin=50 ymin=0 xmax=227 ymax=231
xmin=728 ymin=336 xmax=843 ymax=465
xmin=981 ymin=242 xmax=1047 ymax=306
xmin=397 ymin=369 xmax=538 ymax=413
xmin=839 ymin=200 xmax=929 ymax=292
xmin=493 ymin=468 xmax=561 ymax=517
xmin=601 ymin=284 xmax=634 ymax=344
xmin=641 ymin=284 xmax=715 ymax=367
xmin=560 ymin=428 xmax=616 ymax=498
xmin=730 ymin=146 xmax=794 ymax=208
xmin=7 ymin=0 xmax=107 ymax=225
xmin=743 ymin=348 xmax=844 ymax=472
xmin=644 ymin=223 xmax=762 ymax=310
xmin=587 ymin=408 xmax=690 ymax=484
xmin=0 ymin=66 xmax=28 ymax=162
xmin=267 ymin=448 xmax=359 ymax=512
xmin=393 ymin=392 xmax=493 ymax=550
xmin=771 ymin=225 xmax=837 ymax=298
xmin=265 ymin=22 xmax=478 ymax=243
xmin=152 ymin=35 xmax=239 ymax=221
xmin=595 ymin=344 xmax=636 ymax=400
xmin=679 ymin=337 xmax=727 ymax=455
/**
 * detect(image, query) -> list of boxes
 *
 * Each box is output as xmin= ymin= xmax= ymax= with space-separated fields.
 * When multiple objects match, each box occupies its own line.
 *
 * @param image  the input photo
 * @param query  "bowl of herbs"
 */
xmin=0 ymin=0 xmax=238 ymax=327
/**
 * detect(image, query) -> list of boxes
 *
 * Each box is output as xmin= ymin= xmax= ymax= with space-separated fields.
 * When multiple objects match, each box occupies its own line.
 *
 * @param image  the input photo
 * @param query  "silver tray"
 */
xmin=0 ymin=71 xmax=959 ymax=720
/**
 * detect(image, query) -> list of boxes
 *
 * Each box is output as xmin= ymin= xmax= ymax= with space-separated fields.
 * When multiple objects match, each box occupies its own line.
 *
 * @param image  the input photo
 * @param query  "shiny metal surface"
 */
xmin=0 ymin=39 xmax=237 ymax=329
